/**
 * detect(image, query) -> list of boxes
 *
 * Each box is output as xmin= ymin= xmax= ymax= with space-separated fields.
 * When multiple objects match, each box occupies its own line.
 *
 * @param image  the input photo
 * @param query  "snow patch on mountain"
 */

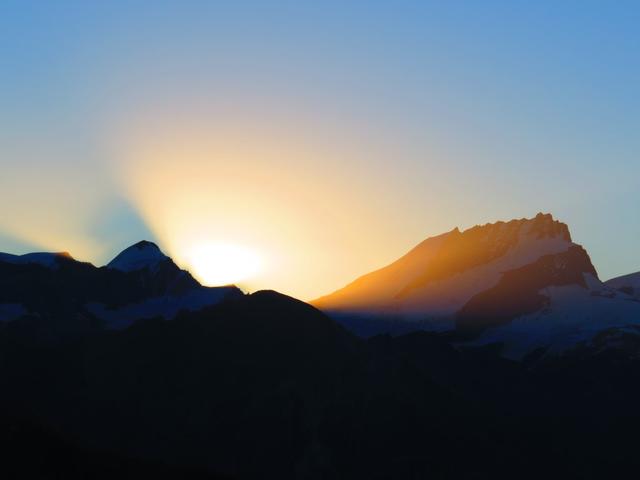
xmin=107 ymin=241 xmax=169 ymax=272
xmin=605 ymin=272 xmax=640 ymax=299
xmin=464 ymin=274 xmax=640 ymax=359
xmin=87 ymin=286 xmax=240 ymax=330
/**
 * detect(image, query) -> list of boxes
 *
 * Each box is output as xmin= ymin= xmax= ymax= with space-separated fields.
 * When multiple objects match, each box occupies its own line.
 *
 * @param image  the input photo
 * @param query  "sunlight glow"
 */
xmin=185 ymin=243 xmax=262 ymax=287
xmin=110 ymin=117 xmax=445 ymax=299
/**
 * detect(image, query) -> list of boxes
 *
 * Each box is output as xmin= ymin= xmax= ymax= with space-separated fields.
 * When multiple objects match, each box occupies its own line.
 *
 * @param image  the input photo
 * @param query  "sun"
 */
xmin=185 ymin=243 xmax=262 ymax=287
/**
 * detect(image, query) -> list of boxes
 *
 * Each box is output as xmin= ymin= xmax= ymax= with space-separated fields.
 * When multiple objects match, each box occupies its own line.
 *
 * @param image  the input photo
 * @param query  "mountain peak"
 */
xmin=528 ymin=212 xmax=571 ymax=241
xmin=107 ymin=240 xmax=170 ymax=272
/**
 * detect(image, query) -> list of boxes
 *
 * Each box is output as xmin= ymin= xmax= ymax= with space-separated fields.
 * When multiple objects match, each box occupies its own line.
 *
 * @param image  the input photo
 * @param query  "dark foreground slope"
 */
xmin=0 ymin=418 xmax=223 ymax=479
xmin=3 ymin=291 xmax=640 ymax=479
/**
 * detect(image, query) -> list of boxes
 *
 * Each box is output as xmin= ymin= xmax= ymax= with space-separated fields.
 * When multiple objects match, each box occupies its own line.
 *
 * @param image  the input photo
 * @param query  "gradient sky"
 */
xmin=1 ymin=1 xmax=639 ymax=299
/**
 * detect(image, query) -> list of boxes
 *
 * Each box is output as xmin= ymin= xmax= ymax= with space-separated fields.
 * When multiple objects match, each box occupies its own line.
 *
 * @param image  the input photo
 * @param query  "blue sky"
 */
xmin=0 ymin=1 xmax=638 ymax=297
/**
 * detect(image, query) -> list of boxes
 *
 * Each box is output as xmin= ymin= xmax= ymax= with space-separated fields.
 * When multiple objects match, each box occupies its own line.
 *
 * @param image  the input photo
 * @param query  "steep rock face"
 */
xmin=456 ymin=246 xmax=597 ymax=333
xmin=313 ymin=213 xmax=576 ymax=319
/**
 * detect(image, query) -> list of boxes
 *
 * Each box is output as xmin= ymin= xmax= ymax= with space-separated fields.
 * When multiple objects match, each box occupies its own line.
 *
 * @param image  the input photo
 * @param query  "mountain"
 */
xmin=314 ymin=213 xmax=577 ymax=317
xmin=313 ymin=213 xmax=640 ymax=358
xmin=4 ymin=231 xmax=640 ymax=478
xmin=606 ymin=271 xmax=640 ymax=300
xmin=0 ymin=241 xmax=242 ymax=335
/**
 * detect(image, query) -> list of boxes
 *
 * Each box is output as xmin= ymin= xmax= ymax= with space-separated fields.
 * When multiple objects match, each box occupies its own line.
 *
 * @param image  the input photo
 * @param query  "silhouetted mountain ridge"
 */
xmin=0 ymin=241 xmax=242 ymax=337
xmin=3 ymin=223 xmax=640 ymax=478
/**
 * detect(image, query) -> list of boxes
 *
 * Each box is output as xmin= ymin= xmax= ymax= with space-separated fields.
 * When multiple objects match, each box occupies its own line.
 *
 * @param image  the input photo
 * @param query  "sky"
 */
xmin=1 ymin=1 xmax=639 ymax=300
